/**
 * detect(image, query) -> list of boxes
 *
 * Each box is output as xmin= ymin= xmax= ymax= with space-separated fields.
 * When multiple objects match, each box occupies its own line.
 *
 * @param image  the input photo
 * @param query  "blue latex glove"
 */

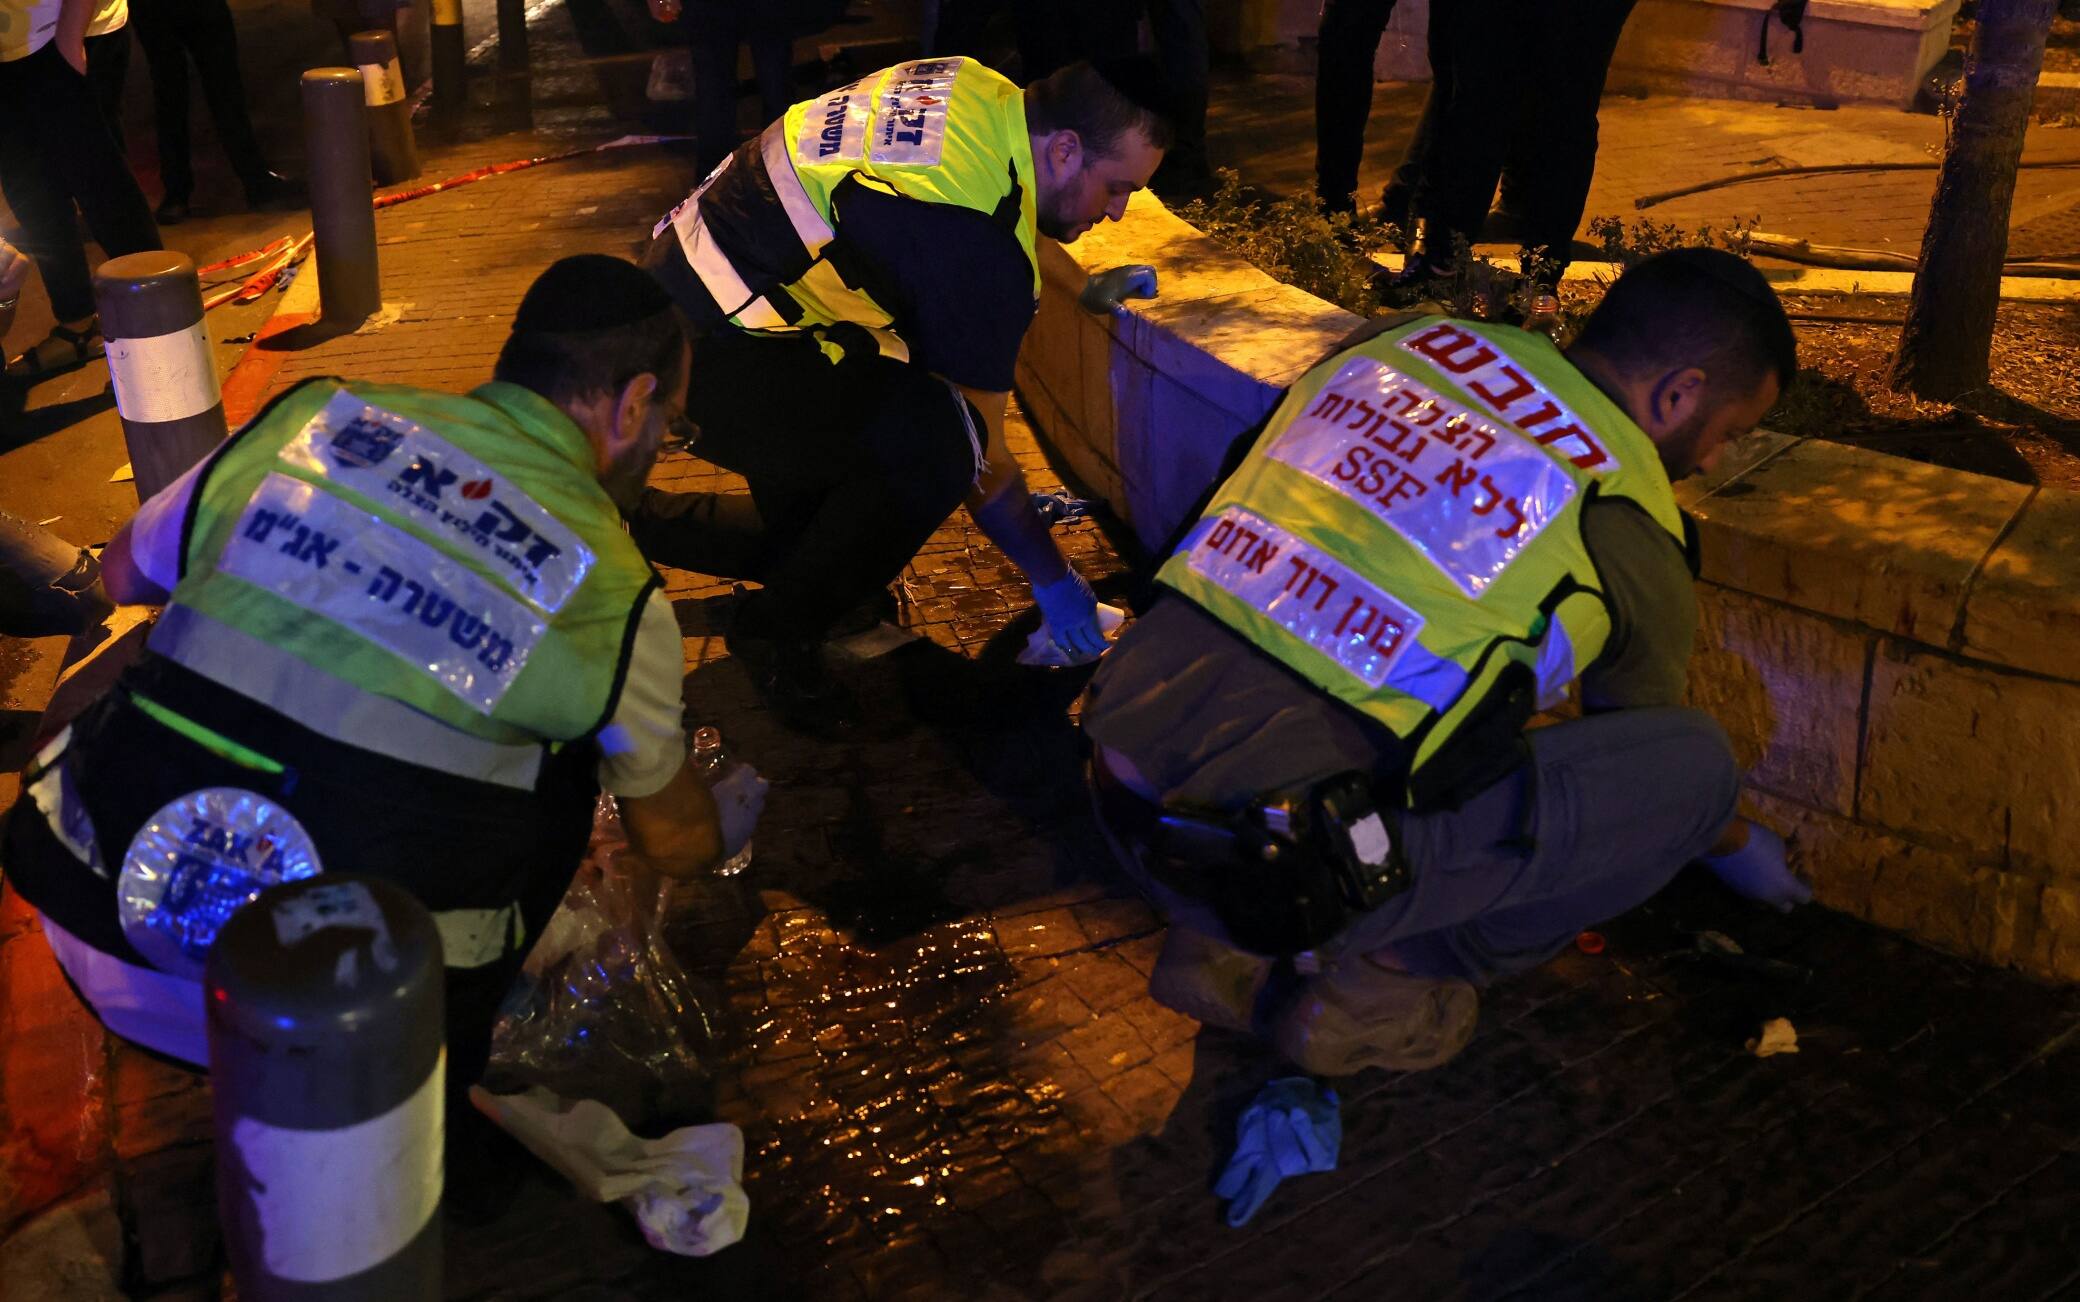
xmin=1032 ymin=569 xmax=1108 ymax=660
xmin=1702 ymin=822 xmax=1811 ymax=912
xmin=1213 ymin=1077 xmax=1341 ymax=1226
xmin=1079 ymin=264 xmax=1158 ymax=313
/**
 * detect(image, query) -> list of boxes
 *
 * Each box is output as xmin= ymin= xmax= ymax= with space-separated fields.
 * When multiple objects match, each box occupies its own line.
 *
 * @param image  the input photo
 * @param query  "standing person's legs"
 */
xmin=0 ymin=86 xmax=100 ymax=324
xmin=1312 ymin=0 xmax=1397 ymax=215
xmin=84 ymin=27 xmax=132 ymax=151
xmin=1334 ymin=706 xmax=1741 ymax=985
xmin=130 ymin=0 xmax=196 ymax=209
xmin=12 ymin=43 xmax=159 ymax=266
xmin=1409 ymin=0 xmax=1523 ymax=265
xmin=1513 ymin=0 xmax=1638 ymax=282
xmin=683 ymin=4 xmax=744 ymax=176
xmin=1146 ymin=0 xmax=1212 ymax=197
xmin=184 ymin=0 xmax=280 ymax=200
xmin=746 ymin=27 xmax=792 ymax=122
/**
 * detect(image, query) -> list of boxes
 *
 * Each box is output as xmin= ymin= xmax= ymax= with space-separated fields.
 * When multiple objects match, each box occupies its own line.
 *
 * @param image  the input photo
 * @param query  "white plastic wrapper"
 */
xmin=1016 ymin=601 xmax=1127 ymax=669
xmin=471 ymin=1085 xmax=749 ymax=1257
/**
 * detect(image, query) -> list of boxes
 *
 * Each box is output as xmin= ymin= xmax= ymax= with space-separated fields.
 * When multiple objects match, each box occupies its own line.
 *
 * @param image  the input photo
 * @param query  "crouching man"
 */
xmin=1083 ymin=250 xmax=1812 ymax=1075
xmin=1 ymin=256 xmax=763 ymax=1102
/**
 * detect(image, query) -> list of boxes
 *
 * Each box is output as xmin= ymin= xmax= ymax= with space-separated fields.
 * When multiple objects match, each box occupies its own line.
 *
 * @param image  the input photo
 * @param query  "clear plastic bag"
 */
xmin=484 ymin=796 xmax=718 ymax=1134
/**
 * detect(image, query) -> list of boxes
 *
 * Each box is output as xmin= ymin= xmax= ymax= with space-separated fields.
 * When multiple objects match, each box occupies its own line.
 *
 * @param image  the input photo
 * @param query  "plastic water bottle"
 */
xmin=692 ymin=726 xmax=753 ymax=877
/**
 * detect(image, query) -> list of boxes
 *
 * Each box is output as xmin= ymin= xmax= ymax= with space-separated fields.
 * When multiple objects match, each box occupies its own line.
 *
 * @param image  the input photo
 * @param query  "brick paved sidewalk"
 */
xmin=5 ymin=8 xmax=2080 ymax=1299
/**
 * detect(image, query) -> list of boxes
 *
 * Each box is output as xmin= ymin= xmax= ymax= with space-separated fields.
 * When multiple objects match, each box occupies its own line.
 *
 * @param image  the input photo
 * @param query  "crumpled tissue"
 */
xmin=471 ymin=1085 xmax=749 ymax=1256
xmin=1017 ymin=602 xmax=1127 ymax=668
xmin=1215 ymin=1076 xmax=1342 ymax=1226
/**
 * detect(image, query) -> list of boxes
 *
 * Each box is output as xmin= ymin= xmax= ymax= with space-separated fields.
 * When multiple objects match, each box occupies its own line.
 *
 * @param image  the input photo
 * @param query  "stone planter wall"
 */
xmin=1014 ymin=192 xmax=2080 ymax=984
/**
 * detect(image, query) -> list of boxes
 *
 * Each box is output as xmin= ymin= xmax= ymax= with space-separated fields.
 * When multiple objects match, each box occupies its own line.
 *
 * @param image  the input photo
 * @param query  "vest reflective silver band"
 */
xmin=1176 ymin=507 xmax=1471 ymax=713
xmin=672 ymin=196 xmax=787 ymax=329
xmin=148 ymin=604 xmax=548 ymax=790
xmin=759 ymin=121 xmax=836 ymax=254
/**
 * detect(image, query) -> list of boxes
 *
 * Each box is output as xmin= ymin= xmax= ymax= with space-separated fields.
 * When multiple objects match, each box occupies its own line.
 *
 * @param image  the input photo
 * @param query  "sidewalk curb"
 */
xmin=1371 ymin=251 xmax=2080 ymax=303
xmin=220 ymin=261 xmax=324 ymax=430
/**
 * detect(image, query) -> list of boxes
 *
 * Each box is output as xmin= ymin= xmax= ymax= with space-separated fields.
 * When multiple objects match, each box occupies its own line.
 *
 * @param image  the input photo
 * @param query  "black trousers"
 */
xmin=0 ymin=41 xmax=161 ymax=321
xmin=130 ymin=0 xmax=273 ymax=201
xmin=0 ymin=654 xmax=598 ymax=1092
xmin=630 ymin=327 xmax=978 ymax=644
xmin=85 ymin=27 xmax=130 ymax=151
xmin=1416 ymin=0 xmax=1637 ymax=268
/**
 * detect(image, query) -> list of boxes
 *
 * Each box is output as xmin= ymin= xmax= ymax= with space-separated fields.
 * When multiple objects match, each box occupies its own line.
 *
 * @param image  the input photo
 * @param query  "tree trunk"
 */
xmin=1886 ymin=0 xmax=2057 ymax=401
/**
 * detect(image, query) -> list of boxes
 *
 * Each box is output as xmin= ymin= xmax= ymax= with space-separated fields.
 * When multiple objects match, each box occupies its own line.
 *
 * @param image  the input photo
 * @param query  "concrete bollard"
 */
xmin=208 ymin=875 xmax=445 ymax=1300
xmin=302 ymin=69 xmax=383 ymax=328
xmin=350 ymin=30 xmax=421 ymax=185
xmin=93 ymin=252 xmax=227 ymax=503
xmin=430 ymin=0 xmax=466 ymax=119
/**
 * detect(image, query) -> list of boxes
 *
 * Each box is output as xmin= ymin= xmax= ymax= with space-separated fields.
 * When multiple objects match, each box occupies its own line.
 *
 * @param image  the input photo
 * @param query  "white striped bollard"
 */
xmin=208 ymin=875 xmax=445 ymax=1300
xmin=93 ymin=252 xmax=227 ymax=503
xmin=351 ymin=30 xmax=421 ymax=185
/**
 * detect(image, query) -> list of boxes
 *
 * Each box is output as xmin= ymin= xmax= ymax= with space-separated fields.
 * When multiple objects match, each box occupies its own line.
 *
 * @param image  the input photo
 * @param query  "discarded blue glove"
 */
xmin=1214 ymin=1077 xmax=1340 ymax=1227
xmin=1032 ymin=569 xmax=1108 ymax=660
xmin=1079 ymin=263 xmax=1158 ymax=313
xmin=1029 ymin=490 xmax=1094 ymax=525
xmin=1702 ymin=822 xmax=1811 ymax=913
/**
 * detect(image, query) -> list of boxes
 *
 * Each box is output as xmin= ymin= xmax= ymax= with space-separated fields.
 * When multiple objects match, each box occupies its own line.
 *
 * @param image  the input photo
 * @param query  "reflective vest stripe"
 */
xmin=148 ymin=604 xmax=548 ymax=789
xmin=759 ymin=122 xmax=835 ymax=255
xmin=1176 ymin=509 xmax=1472 ymax=713
xmin=673 ymin=199 xmax=788 ymax=330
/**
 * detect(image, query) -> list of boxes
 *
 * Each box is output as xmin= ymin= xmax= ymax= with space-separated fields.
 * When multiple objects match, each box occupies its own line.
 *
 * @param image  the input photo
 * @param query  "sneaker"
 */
xmin=1146 ymin=927 xmax=1275 ymax=1034
xmin=1272 ymin=956 xmax=1477 ymax=1076
xmin=1371 ymin=254 xmax=1454 ymax=309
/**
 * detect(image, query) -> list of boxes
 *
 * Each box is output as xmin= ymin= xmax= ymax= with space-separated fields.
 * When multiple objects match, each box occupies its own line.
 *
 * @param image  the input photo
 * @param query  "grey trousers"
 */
xmin=1094 ymin=706 xmax=1741 ymax=986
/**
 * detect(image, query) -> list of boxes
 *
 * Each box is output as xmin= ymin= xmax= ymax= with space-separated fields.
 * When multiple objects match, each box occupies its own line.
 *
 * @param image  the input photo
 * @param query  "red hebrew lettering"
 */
xmin=1404 ymin=324 xmax=1497 ymax=376
xmin=1381 ymin=425 xmax=1427 ymax=464
xmin=1493 ymin=496 xmax=1528 ymax=539
xmin=1435 ymin=459 xmax=1478 ymax=496
xmin=1512 ymin=399 xmax=1565 ymax=433
xmin=1470 ymin=474 xmax=1505 ymax=515
xmin=1247 ymin=539 xmax=1281 ymax=574
xmin=1309 ymin=391 xmax=1354 ymax=423
xmin=1467 ymin=364 xmax=1536 ymax=414
xmin=1527 ymin=421 xmax=1611 ymax=471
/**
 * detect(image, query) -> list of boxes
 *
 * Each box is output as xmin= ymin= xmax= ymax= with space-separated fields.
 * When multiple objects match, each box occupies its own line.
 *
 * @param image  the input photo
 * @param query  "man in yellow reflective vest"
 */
xmin=1 ymin=257 xmax=764 ymax=1111
xmin=635 ymin=55 xmax=1173 ymax=731
xmin=1083 ymin=250 xmax=1812 ymax=1077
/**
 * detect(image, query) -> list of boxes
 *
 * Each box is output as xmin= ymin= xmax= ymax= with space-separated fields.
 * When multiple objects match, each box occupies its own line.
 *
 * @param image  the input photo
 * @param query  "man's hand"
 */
xmin=57 ymin=32 xmax=86 ymax=74
xmin=1701 ymin=821 xmax=1811 ymax=912
xmin=0 ymin=238 xmax=28 ymax=302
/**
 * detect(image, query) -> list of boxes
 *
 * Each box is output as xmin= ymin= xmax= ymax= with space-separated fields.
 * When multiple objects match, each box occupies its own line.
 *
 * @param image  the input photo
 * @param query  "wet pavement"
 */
xmin=4 ymin=1 xmax=2080 ymax=1298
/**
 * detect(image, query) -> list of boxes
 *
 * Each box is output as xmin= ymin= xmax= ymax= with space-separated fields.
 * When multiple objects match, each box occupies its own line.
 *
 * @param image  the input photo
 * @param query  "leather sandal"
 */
xmin=5 ymin=319 xmax=104 ymax=382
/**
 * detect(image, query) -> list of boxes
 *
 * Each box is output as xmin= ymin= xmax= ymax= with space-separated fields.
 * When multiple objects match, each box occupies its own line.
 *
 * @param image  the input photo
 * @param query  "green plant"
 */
xmin=1176 ymin=170 xmax=1386 ymax=316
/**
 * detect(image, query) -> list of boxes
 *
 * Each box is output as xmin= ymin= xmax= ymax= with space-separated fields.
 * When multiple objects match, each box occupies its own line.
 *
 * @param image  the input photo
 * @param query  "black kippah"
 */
xmin=512 ymin=255 xmax=673 ymax=334
xmin=1087 ymin=54 xmax=1178 ymax=127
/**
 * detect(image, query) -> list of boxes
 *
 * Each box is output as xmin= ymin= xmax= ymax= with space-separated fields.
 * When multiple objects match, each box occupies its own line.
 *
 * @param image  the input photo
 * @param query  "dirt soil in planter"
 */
xmin=1764 ymin=295 xmax=2080 ymax=490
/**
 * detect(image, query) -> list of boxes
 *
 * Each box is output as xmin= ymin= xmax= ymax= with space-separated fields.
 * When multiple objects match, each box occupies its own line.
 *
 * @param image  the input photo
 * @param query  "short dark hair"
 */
xmin=493 ymin=256 xmax=686 ymax=406
xmin=1570 ymin=248 xmax=1797 ymax=398
xmin=1024 ymin=56 xmax=1177 ymax=156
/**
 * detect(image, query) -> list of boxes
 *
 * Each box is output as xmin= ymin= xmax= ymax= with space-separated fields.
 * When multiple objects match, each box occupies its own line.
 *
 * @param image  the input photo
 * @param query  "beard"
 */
xmin=1035 ymin=185 xmax=1088 ymax=242
xmin=1656 ymin=408 xmax=1714 ymax=480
